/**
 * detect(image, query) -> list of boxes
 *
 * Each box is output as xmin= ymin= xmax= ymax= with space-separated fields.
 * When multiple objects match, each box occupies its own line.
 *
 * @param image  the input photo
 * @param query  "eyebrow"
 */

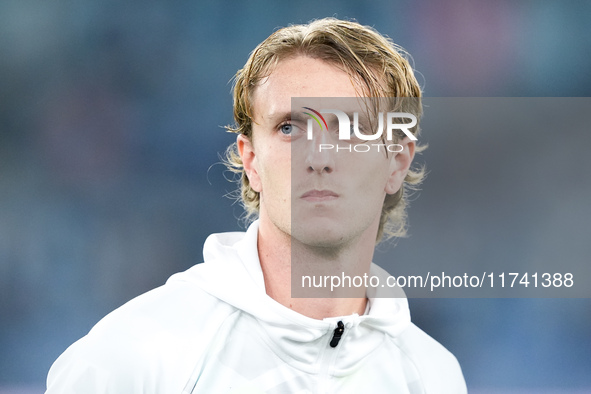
xmin=264 ymin=108 xmax=375 ymax=128
xmin=265 ymin=110 xmax=308 ymax=123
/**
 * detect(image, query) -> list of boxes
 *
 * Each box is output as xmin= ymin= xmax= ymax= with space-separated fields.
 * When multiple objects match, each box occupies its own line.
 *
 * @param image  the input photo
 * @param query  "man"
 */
xmin=46 ymin=18 xmax=467 ymax=393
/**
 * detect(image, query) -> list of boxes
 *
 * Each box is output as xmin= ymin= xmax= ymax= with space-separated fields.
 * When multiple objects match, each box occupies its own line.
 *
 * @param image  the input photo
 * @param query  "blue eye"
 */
xmin=280 ymin=124 xmax=293 ymax=135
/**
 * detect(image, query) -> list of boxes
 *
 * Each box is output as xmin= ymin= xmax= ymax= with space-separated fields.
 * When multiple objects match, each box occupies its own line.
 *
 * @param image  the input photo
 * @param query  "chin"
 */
xmin=291 ymin=223 xmax=347 ymax=248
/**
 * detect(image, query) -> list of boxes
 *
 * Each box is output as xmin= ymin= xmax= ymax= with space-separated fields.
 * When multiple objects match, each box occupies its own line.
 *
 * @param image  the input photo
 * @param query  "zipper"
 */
xmin=318 ymin=320 xmax=350 ymax=393
xmin=329 ymin=321 xmax=345 ymax=348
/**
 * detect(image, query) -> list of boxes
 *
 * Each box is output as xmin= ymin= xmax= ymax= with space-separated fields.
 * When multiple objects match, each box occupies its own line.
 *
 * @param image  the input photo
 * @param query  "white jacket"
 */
xmin=46 ymin=221 xmax=467 ymax=393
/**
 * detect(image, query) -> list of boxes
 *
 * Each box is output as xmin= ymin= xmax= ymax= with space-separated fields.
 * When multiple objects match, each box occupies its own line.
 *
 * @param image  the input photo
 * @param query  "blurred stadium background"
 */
xmin=1 ymin=0 xmax=590 ymax=392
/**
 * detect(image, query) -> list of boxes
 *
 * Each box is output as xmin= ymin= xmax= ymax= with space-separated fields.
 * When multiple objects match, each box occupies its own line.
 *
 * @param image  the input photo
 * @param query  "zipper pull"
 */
xmin=329 ymin=321 xmax=345 ymax=348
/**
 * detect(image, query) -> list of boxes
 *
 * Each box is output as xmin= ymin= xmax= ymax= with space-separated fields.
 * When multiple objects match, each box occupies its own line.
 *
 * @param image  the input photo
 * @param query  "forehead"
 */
xmin=251 ymin=56 xmax=364 ymax=123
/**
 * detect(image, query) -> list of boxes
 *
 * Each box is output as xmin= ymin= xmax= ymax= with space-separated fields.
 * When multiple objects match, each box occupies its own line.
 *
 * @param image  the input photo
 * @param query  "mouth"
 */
xmin=300 ymin=189 xmax=339 ymax=202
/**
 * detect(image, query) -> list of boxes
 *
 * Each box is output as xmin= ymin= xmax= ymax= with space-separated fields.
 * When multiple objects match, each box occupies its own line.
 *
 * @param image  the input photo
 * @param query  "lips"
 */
xmin=300 ymin=189 xmax=339 ymax=202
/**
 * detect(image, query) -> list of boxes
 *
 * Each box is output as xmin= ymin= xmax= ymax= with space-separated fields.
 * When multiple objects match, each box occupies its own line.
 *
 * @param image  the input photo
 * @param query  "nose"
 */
xmin=305 ymin=128 xmax=335 ymax=174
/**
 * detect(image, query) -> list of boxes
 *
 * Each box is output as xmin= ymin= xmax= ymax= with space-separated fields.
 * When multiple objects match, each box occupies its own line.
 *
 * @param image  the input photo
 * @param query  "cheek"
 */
xmin=356 ymin=155 xmax=392 ymax=187
xmin=257 ymin=147 xmax=291 ymax=193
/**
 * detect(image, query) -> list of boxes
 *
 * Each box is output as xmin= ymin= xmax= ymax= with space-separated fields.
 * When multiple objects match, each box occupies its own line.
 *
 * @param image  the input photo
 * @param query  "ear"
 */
xmin=237 ymin=134 xmax=262 ymax=192
xmin=385 ymin=137 xmax=415 ymax=194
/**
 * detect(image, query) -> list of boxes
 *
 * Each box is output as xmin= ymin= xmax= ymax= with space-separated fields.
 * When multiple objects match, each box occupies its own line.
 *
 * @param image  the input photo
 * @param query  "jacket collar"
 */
xmin=179 ymin=220 xmax=411 ymax=373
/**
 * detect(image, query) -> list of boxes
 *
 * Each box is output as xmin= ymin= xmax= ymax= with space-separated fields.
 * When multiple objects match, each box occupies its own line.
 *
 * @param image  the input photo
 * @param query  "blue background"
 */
xmin=1 ymin=0 xmax=590 ymax=392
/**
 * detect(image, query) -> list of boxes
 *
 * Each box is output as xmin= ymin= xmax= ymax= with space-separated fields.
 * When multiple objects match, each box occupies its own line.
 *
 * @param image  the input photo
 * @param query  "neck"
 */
xmin=257 ymin=217 xmax=377 ymax=320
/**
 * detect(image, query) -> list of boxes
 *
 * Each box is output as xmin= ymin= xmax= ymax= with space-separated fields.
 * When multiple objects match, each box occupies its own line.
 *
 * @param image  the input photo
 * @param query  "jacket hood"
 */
xmin=168 ymin=220 xmax=412 ymax=373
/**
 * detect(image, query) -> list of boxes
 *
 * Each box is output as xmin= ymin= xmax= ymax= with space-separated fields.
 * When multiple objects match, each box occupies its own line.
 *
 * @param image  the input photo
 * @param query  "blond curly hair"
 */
xmin=225 ymin=18 xmax=425 ymax=242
